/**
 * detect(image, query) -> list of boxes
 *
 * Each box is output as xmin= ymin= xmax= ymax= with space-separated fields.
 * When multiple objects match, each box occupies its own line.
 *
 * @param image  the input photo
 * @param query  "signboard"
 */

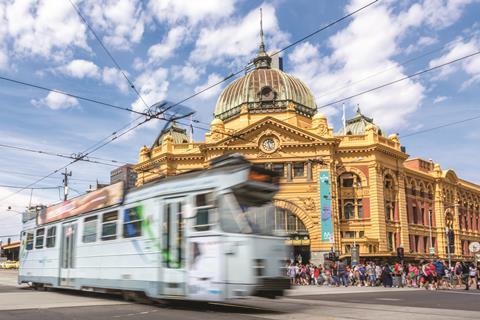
xmin=319 ymin=171 xmax=333 ymax=242
xmin=351 ymin=246 xmax=359 ymax=266
xmin=429 ymin=247 xmax=435 ymax=255
xmin=37 ymin=182 xmax=124 ymax=225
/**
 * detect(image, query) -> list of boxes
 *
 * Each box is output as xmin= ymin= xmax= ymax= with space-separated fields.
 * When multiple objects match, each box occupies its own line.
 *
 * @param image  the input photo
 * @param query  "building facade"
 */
xmin=134 ymin=42 xmax=480 ymax=264
xmin=110 ymin=164 xmax=138 ymax=190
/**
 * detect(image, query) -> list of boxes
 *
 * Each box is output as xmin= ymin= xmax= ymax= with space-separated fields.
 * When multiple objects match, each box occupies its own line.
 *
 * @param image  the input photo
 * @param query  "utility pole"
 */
xmin=62 ymin=168 xmax=72 ymax=201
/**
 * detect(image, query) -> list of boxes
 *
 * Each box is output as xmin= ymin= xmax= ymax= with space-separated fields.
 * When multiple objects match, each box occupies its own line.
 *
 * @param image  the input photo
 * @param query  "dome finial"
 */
xmin=253 ymin=7 xmax=271 ymax=69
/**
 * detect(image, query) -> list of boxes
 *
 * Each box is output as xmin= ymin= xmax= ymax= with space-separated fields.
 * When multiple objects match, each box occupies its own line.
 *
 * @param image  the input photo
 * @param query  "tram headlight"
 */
xmin=253 ymin=259 xmax=265 ymax=277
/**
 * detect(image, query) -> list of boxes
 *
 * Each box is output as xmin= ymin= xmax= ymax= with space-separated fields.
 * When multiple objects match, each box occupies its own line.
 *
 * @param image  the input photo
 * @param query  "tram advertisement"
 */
xmin=37 ymin=182 xmax=124 ymax=225
xmin=187 ymin=237 xmax=224 ymax=301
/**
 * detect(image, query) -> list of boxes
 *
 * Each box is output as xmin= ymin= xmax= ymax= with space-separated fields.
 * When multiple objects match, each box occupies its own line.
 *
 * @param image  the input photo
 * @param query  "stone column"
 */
xmin=368 ymin=164 xmax=388 ymax=252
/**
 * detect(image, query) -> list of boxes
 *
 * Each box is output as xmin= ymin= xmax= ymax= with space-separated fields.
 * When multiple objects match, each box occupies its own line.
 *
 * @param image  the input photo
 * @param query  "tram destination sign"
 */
xmin=37 ymin=181 xmax=125 ymax=225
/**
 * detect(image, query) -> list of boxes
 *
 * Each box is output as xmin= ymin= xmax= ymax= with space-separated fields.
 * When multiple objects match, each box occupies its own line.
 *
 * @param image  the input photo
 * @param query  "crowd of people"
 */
xmin=286 ymin=258 xmax=480 ymax=290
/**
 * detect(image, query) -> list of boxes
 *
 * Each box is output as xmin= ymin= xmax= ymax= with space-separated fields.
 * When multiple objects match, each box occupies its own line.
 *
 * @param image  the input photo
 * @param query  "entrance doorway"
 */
xmin=271 ymin=204 xmax=311 ymax=263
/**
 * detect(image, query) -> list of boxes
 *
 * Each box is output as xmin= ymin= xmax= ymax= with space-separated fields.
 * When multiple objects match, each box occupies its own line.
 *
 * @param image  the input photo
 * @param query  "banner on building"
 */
xmin=319 ymin=171 xmax=334 ymax=242
xmin=37 ymin=182 xmax=124 ymax=225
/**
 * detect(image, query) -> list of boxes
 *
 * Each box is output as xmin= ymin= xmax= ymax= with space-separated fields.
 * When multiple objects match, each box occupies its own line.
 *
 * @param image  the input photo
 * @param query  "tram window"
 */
xmin=194 ymin=193 xmax=214 ymax=231
xmin=162 ymin=202 xmax=184 ymax=268
xmin=46 ymin=226 xmax=57 ymax=248
xmin=83 ymin=215 xmax=98 ymax=243
xmin=26 ymin=232 xmax=34 ymax=250
xmin=35 ymin=228 xmax=45 ymax=249
xmin=101 ymin=211 xmax=118 ymax=241
xmin=123 ymin=207 xmax=143 ymax=238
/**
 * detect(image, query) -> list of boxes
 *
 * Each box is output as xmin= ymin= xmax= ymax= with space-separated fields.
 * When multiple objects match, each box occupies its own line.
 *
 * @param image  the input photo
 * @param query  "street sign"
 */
xmin=468 ymin=241 xmax=480 ymax=253
xmin=429 ymin=247 xmax=435 ymax=255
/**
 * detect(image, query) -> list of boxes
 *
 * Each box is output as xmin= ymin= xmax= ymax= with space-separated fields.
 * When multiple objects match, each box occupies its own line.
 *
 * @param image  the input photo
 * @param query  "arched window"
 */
xmin=339 ymin=172 xmax=362 ymax=188
xmin=338 ymin=172 xmax=365 ymax=220
xmin=344 ymin=202 xmax=355 ymax=219
xmin=273 ymin=208 xmax=307 ymax=235
xmin=384 ymin=174 xmax=397 ymax=222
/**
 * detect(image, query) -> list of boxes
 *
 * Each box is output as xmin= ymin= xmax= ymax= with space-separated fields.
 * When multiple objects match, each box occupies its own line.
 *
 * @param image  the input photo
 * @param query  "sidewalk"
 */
xmin=286 ymin=285 xmax=420 ymax=296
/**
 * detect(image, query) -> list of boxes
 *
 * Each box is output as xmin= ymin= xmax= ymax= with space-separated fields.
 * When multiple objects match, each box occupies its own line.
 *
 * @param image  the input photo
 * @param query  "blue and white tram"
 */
xmin=18 ymin=154 xmax=290 ymax=301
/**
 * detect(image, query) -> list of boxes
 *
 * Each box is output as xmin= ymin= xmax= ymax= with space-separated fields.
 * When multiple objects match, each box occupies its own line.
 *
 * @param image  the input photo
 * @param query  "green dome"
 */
xmin=337 ymin=108 xmax=385 ymax=136
xmin=214 ymin=67 xmax=317 ymax=121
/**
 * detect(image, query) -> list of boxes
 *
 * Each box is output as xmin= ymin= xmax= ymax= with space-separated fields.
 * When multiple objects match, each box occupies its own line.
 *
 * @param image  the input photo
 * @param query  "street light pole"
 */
xmin=445 ymin=226 xmax=452 ymax=269
xmin=428 ymin=209 xmax=433 ymax=255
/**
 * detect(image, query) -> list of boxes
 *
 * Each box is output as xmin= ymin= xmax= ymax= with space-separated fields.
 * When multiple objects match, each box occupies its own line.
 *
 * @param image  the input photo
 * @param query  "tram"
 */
xmin=18 ymin=154 xmax=290 ymax=301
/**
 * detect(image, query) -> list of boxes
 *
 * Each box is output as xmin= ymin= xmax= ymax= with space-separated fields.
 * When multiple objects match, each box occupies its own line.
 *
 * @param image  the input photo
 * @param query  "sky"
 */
xmin=0 ymin=0 xmax=479 ymax=240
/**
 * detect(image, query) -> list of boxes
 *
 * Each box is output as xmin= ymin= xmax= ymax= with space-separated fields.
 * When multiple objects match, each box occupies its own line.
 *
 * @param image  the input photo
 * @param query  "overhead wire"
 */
xmin=316 ymin=50 xmax=480 ymax=110
xmin=0 ymin=0 xmax=381 ymax=201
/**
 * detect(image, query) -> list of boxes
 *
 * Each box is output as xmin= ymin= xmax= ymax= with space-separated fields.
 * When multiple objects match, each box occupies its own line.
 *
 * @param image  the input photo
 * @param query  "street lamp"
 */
xmin=445 ymin=226 xmax=452 ymax=269
xmin=428 ymin=209 xmax=434 ymax=256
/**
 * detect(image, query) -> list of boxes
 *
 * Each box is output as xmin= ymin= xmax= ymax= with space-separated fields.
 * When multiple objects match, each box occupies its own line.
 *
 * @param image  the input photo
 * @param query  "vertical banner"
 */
xmin=319 ymin=171 xmax=334 ymax=242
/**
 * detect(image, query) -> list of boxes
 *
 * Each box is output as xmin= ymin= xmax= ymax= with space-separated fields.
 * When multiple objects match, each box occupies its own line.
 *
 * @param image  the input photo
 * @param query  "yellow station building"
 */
xmin=134 ymin=40 xmax=480 ymax=264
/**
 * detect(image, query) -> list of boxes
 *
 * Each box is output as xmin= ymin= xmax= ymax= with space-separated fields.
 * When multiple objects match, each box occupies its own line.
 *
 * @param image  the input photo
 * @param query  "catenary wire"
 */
xmin=0 ymin=1 xmax=381 ymax=201
xmin=317 ymin=50 xmax=480 ymax=110
xmin=315 ymin=31 xmax=480 ymax=101
xmin=68 ymin=0 xmax=151 ymax=112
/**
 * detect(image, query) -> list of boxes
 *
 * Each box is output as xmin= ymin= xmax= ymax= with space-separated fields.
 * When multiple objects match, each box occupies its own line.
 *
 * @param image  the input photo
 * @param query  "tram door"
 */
xmin=60 ymin=221 xmax=77 ymax=287
xmin=160 ymin=198 xmax=186 ymax=296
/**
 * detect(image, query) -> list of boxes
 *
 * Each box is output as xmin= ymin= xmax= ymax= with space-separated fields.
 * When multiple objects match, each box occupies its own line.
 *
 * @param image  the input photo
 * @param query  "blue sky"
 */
xmin=0 ymin=0 xmax=480 ymax=239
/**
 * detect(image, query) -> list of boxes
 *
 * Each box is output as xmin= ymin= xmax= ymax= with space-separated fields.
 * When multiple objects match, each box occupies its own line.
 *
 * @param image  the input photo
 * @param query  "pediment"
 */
xmin=208 ymin=116 xmax=336 ymax=149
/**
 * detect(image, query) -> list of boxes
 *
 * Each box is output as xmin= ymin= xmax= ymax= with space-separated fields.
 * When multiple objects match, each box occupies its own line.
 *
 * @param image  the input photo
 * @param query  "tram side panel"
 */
xmin=74 ymin=200 xmax=161 ymax=296
xmin=19 ymin=224 xmax=62 ymax=287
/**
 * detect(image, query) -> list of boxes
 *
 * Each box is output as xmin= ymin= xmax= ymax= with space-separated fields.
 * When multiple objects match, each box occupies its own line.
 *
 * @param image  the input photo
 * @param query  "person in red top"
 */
xmin=314 ymin=265 xmax=320 ymax=285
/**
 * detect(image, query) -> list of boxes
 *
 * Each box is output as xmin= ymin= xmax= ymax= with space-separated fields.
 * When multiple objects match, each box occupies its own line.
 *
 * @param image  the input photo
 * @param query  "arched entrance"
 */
xmin=273 ymin=199 xmax=312 ymax=263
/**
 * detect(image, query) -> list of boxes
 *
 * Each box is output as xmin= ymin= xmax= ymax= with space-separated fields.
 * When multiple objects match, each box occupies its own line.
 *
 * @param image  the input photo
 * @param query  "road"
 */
xmin=1 ymin=270 xmax=479 ymax=319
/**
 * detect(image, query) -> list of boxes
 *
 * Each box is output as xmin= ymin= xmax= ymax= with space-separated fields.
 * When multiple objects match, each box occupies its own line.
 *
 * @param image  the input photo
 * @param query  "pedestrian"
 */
xmin=468 ymin=263 xmax=477 ymax=289
xmin=366 ymin=262 xmax=376 ymax=286
xmin=381 ymin=264 xmax=393 ymax=287
xmin=287 ymin=262 xmax=296 ymax=285
xmin=461 ymin=261 xmax=470 ymax=290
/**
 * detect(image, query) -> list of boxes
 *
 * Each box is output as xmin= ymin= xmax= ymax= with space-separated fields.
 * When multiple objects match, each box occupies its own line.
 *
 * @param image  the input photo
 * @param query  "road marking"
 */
xmin=437 ymin=290 xmax=480 ymax=296
xmin=375 ymin=298 xmax=401 ymax=301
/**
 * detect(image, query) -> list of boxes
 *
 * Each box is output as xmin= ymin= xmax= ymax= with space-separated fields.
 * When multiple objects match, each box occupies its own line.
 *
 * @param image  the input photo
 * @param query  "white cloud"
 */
xmin=148 ymin=26 xmax=187 ymax=64
xmin=194 ymin=73 xmax=224 ymax=100
xmin=131 ymin=68 xmax=169 ymax=114
xmin=31 ymin=91 xmax=79 ymax=110
xmin=82 ymin=0 xmax=145 ymax=50
xmin=429 ymin=35 xmax=480 ymax=82
xmin=288 ymin=1 xmax=429 ymax=130
xmin=405 ymin=36 xmax=438 ymax=55
xmin=148 ymin=0 xmax=236 ymax=26
xmin=433 ymin=96 xmax=448 ymax=104
xmin=102 ymin=67 xmax=129 ymax=93
xmin=0 ymin=2 xmax=8 ymax=70
xmin=171 ymin=63 xmax=205 ymax=84
xmin=5 ymin=0 xmax=89 ymax=61
xmin=59 ymin=59 xmax=100 ymax=79
xmin=190 ymin=4 xmax=289 ymax=64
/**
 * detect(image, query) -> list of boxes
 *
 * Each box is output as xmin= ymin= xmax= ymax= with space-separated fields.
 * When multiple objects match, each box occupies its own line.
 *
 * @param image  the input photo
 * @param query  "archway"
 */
xmin=273 ymin=199 xmax=313 ymax=263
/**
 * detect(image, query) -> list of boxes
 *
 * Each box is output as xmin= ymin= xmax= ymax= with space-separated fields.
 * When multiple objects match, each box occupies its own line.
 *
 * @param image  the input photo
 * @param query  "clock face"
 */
xmin=262 ymin=138 xmax=276 ymax=151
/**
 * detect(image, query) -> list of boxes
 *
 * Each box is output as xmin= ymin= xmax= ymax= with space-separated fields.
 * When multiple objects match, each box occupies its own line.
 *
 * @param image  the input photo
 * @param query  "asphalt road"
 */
xmin=290 ymin=289 xmax=480 ymax=312
xmin=1 ymin=270 xmax=480 ymax=320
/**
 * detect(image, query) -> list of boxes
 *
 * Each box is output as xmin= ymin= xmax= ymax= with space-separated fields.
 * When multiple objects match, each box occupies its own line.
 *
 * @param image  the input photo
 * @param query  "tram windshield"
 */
xmin=219 ymin=192 xmax=280 ymax=236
